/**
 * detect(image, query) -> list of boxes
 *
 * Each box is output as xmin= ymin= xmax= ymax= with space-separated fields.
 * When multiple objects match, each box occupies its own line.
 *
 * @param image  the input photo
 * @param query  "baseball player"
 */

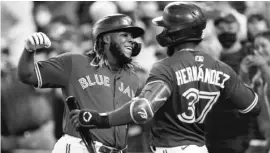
xmin=69 ymin=2 xmax=261 ymax=153
xmin=17 ymin=14 xmax=144 ymax=153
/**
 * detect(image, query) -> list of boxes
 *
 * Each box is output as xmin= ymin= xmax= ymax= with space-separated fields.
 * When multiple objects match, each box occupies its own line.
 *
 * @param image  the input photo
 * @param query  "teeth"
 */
xmin=126 ymin=47 xmax=132 ymax=50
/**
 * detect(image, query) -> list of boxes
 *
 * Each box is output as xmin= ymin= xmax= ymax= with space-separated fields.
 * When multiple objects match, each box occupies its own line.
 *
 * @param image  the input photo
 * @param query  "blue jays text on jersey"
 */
xmin=78 ymin=73 xmax=135 ymax=99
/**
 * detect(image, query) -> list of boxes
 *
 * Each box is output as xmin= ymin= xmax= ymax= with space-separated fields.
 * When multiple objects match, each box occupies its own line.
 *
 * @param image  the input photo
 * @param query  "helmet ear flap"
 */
xmin=156 ymin=29 xmax=173 ymax=47
xmin=131 ymin=42 xmax=141 ymax=56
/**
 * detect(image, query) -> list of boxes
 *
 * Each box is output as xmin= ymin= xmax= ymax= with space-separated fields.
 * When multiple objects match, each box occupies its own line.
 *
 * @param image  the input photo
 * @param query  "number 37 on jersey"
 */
xmin=177 ymin=88 xmax=220 ymax=124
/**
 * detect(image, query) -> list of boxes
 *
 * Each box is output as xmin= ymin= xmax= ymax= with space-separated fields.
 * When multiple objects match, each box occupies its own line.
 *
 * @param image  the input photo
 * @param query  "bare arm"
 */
xmin=17 ymin=32 xmax=51 ymax=85
xmin=17 ymin=49 xmax=36 ymax=84
xmin=259 ymin=63 xmax=270 ymax=85
xmin=238 ymin=55 xmax=253 ymax=84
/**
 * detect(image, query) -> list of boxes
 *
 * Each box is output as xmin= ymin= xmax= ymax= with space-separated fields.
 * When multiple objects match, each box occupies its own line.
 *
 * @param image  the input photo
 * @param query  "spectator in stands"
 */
xmin=240 ymin=31 xmax=270 ymax=153
xmin=215 ymin=13 xmax=248 ymax=72
xmin=45 ymin=15 xmax=84 ymax=55
xmin=1 ymin=49 xmax=56 ymax=153
xmin=247 ymin=14 xmax=269 ymax=42
xmin=1 ymin=1 xmax=36 ymax=67
xmin=206 ymin=13 xmax=253 ymax=153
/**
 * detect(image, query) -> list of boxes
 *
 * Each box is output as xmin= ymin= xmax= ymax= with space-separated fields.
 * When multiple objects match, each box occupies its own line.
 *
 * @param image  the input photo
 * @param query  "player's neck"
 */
xmin=175 ymin=42 xmax=197 ymax=52
xmin=104 ymin=48 xmax=121 ymax=71
xmin=107 ymin=57 xmax=121 ymax=71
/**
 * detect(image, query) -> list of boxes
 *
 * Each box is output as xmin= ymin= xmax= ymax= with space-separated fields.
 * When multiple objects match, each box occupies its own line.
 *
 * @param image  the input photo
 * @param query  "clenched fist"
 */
xmin=24 ymin=32 xmax=51 ymax=52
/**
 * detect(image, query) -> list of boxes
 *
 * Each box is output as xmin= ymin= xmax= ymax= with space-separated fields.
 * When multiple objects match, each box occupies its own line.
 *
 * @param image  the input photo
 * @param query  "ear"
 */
xmin=103 ymin=34 xmax=111 ymax=44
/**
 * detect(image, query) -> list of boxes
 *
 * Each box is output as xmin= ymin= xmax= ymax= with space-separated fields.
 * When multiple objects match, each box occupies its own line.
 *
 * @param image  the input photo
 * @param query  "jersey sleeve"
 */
xmin=223 ymin=65 xmax=259 ymax=114
xmin=34 ymin=52 xmax=72 ymax=88
xmin=146 ymin=62 xmax=174 ymax=92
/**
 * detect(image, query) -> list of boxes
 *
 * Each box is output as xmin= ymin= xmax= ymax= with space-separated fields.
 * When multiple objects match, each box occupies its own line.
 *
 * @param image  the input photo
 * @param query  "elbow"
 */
xmin=144 ymin=116 xmax=154 ymax=124
xmin=137 ymin=115 xmax=154 ymax=125
xmin=17 ymin=69 xmax=34 ymax=85
xmin=239 ymin=92 xmax=261 ymax=116
xmin=17 ymin=69 xmax=27 ymax=83
xmin=134 ymin=115 xmax=154 ymax=125
xmin=131 ymin=98 xmax=155 ymax=125
xmin=17 ymin=73 xmax=29 ymax=84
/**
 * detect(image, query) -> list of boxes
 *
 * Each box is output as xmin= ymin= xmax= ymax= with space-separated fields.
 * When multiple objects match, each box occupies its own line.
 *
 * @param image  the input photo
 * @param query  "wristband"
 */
xmin=78 ymin=110 xmax=111 ymax=128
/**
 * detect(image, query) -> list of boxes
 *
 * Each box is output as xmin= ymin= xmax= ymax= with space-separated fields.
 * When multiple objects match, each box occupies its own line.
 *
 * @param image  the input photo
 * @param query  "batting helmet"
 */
xmin=152 ymin=2 xmax=206 ymax=47
xmin=91 ymin=14 xmax=145 ymax=56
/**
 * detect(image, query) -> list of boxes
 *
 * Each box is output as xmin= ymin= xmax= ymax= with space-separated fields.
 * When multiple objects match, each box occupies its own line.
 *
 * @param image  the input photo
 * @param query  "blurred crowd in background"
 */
xmin=1 ymin=1 xmax=270 ymax=153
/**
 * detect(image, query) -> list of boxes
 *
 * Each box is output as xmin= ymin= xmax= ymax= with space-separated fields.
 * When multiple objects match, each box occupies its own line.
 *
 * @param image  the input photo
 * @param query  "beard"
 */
xmin=109 ymin=42 xmax=132 ymax=65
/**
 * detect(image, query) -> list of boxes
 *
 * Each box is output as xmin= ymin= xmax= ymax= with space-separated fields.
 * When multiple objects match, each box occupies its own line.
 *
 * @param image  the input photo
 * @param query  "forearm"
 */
xmin=17 ymin=48 xmax=37 ymax=85
xmin=239 ymin=70 xmax=250 ymax=84
xmin=259 ymin=64 xmax=270 ymax=85
xmin=77 ymin=81 xmax=171 ymax=128
xmin=108 ymin=100 xmax=135 ymax=126
xmin=78 ymin=99 xmax=142 ymax=128
xmin=108 ymin=81 xmax=171 ymax=126
xmin=238 ymin=63 xmax=251 ymax=84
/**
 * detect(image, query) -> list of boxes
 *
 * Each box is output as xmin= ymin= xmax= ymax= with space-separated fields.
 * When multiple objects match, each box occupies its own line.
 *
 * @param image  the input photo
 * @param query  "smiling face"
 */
xmin=104 ymin=31 xmax=134 ymax=65
xmin=254 ymin=36 xmax=270 ymax=61
xmin=110 ymin=31 xmax=134 ymax=58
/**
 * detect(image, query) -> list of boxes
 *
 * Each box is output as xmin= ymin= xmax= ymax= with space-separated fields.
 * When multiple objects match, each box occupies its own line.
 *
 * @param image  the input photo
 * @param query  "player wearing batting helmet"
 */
xmin=69 ymin=2 xmax=261 ymax=153
xmin=17 ymin=14 xmax=144 ymax=153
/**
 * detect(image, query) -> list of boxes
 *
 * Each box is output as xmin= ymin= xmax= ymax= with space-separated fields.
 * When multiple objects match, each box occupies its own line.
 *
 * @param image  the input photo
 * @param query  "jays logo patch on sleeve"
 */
xmin=195 ymin=56 xmax=204 ymax=62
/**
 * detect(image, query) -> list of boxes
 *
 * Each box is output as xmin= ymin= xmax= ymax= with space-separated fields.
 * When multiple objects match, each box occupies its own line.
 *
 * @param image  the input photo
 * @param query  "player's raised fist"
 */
xmin=24 ymin=32 xmax=51 ymax=52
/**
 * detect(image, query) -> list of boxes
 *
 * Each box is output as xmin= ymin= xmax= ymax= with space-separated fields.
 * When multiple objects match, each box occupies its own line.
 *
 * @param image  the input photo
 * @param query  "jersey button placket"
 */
xmin=113 ymin=73 xmax=120 ymax=147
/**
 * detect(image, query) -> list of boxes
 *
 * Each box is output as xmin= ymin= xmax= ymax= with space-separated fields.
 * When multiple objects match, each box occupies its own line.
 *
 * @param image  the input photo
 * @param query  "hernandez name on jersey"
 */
xmin=175 ymin=65 xmax=230 ymax=88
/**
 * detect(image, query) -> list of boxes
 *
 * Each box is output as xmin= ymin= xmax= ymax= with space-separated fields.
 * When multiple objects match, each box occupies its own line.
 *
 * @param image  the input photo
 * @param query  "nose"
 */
xmin=127 ymin=33 xmax=134 ymax=42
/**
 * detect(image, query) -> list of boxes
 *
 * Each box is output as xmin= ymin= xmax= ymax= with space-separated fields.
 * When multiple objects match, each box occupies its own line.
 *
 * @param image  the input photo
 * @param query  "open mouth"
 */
xmin=125 ymin=46 xmax=132 ymax=51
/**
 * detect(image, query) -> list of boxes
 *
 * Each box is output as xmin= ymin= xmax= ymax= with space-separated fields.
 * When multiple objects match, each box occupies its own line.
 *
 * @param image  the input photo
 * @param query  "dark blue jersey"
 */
xmin=146 ymin=50 xmax=258 ymax=147
xmin=34 ymin=52 xmax=139 ymax=149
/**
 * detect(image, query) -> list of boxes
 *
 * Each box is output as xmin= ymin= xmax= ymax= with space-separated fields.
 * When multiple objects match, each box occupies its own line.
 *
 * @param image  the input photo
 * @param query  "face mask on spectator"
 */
xmin=217 ymin=32 xmax=237 ymax=49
